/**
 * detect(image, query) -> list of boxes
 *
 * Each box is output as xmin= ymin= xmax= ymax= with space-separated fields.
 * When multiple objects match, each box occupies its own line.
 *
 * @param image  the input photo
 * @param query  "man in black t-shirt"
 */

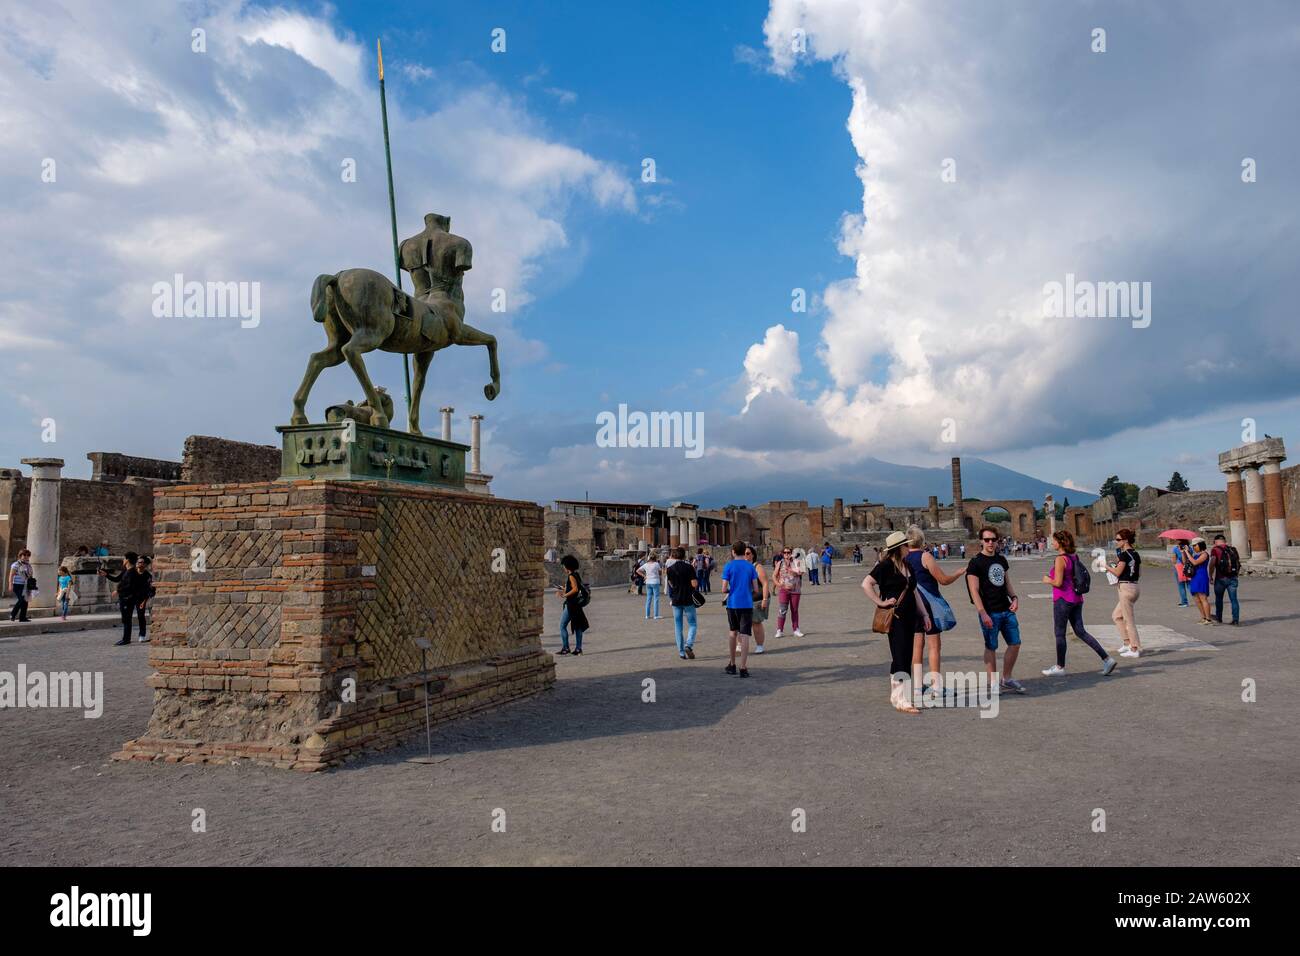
xmin=666 ymin=547 xmax=700 ymax=660
xmin=965 ymin=527 xmax=1023 ymax=692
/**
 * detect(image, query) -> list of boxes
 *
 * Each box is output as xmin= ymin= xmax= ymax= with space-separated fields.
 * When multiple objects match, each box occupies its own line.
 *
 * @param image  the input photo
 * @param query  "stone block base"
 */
xmin=113 ymin=478 xmax=554 ymax=771
xmin=114 ymin=648 xmax=554 ymax=770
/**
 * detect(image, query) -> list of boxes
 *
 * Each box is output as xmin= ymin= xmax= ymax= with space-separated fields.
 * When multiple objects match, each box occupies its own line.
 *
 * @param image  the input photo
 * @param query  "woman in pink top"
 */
xmin=773 ymin=546 xmax=804 ymax=637
xmin=1040 ymin=529 xmax=1117 ymax=677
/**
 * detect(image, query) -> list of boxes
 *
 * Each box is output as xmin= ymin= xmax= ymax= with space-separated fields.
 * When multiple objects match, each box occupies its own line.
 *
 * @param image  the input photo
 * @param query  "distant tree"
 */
xmin=1167 ymin=472 xmax=1190 ymax=492
xmin=1098 ymin=475 xmax=1140 ymax=510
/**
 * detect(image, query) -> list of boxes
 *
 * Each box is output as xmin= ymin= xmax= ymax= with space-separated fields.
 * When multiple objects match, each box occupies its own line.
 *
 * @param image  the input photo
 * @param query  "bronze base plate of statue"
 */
xmin=276 ymin=420 xmax=468 ymax=488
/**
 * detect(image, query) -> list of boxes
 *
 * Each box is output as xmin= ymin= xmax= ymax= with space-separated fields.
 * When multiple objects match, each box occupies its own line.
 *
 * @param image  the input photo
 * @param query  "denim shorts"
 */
xmin=979 ymin=610 xmax=1021 ymax=650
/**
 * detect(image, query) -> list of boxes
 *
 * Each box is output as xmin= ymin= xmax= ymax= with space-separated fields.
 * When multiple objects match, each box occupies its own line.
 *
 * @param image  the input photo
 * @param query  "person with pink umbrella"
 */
xmin=1159 ymin=529 xmax=1195 ymax=608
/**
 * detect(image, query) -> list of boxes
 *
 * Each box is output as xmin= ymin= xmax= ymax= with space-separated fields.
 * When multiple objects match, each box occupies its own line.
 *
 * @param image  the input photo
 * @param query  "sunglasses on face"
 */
xmin=981 ymin=538 xmax=997 ymax=543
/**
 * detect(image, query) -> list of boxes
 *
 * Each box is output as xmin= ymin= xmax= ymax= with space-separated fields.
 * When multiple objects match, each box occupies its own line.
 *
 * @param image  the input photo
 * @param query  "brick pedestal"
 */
xmin=114 ymin=480 xmax=554 ymax=771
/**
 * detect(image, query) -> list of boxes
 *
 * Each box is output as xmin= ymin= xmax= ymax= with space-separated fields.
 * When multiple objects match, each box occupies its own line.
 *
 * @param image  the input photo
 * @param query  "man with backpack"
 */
xmin=1210 ymin=533 xmax=1241 ymax=625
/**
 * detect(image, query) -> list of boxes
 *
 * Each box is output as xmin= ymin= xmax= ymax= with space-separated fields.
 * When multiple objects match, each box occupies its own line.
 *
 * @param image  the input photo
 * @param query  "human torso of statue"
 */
xmin=401 ymin=227 xmax=473 ymax=307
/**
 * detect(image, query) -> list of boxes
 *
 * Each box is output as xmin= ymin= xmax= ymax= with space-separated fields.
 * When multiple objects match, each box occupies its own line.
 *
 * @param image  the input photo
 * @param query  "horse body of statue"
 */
xmin=290 ymin=212 xmax=500 ymax=434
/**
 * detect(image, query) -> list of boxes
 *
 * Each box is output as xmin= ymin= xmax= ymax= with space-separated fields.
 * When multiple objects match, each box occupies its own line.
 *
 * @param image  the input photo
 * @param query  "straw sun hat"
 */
xmin=882 ymin=531 xmax=908 ymax=553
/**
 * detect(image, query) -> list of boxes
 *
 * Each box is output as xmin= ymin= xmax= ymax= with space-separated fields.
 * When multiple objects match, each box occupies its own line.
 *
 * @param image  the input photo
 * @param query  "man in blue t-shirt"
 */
xmin=820 ymin=543 xmax=833 ymax=584
xmin=721 ymin=541 xmax=759 ymax=678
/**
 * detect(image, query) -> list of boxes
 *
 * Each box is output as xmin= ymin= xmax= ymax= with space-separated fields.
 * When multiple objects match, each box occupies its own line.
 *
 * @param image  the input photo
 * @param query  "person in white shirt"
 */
xmin=637 ymin=556 xmax=663 ymax=619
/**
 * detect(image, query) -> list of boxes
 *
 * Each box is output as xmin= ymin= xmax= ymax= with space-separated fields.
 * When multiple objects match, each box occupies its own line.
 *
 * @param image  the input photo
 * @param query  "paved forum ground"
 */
xmin=2 ymin=561 xmax=1296 ymax=866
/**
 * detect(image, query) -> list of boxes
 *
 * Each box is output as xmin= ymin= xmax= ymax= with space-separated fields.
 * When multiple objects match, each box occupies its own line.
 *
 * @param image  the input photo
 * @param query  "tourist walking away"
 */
xmin=745 ymin=545 xmax=770 ymax=653
xmin=773 ymin=546 xmax=805 ymax=637
xmin=100 ymin=551 xmax=149 ymax=645
xmin=852 ymin=544 xmax=863 ymax=564
xmin=1106 ymin=528 xmax=1142 ymax=657
xmin=555 ymin=554 xmax=589 ymax=655
xmin=667 ymin=547 xmax=699 ymax=659
xmin=904 ymin=527 xmax=964 ymax=694
xmin=1181 ymin=537 xmax=1214 ymax=624
xmin=721 ymin=542 xmax=759 ymax=677
xmin=56 ymin=565 xmax=74 ymax=621
xmin=1041 ymin=530 xmax=1116 ymax=676
xmin=637 ymin=553 xmax=663 ymax=619
xmin=865 ymin=531 xmax=931 ymax=714
xmin=1209 ymin=533 xmax=1241 ymax=624
xmin=1171 ymin=541 xmax=1190 ymax=607
xmin=805 ymin=546 xmax=820 ymax=585
xmin=7 ymin=548 xmax=34 ymax=623
xmin=820 ymin=542 xmax=833 ymax=583
xmin=693 ymin=547 xmax=712 ymax=594
xmin=965 ymin=527 xmax=1026 ymax=693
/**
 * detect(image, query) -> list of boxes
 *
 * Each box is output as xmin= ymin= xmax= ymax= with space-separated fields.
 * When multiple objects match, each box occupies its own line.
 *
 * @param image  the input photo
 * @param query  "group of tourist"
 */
xmin=551 ymin=524 xmax=1248 ymax=710
xmin=1171 ymin=534 xmax=1242 ymax=625
xmin=8 ymin=546 xmax=154 ymax=639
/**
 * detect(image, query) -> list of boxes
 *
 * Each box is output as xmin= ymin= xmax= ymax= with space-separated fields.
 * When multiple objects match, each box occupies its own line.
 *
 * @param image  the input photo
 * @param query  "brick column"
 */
xmin=1241 ymin=464 xmax=1267 ymax=558
xmin=1224 ymin=467 xmax=1248 ymax=558
xmin=928 ymin=495 xmax=940 ymax=528
xmin=1261 ymin=458 xmax=1288 ymax=558
xmin=669 ymin=516 xmax=680 ymax=548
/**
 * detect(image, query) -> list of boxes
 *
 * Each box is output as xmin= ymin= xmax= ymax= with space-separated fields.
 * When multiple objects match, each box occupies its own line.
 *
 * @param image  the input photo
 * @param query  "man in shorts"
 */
xmin=965 ymin=526 xmax=1024 ymax=693
xmin=721 ymin=541 xmax=758 ymax=678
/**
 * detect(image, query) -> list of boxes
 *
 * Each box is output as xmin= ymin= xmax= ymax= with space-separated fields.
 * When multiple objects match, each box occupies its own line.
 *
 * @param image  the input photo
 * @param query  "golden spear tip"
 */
xmin=377 ymin=38 xmax=384 ymax=80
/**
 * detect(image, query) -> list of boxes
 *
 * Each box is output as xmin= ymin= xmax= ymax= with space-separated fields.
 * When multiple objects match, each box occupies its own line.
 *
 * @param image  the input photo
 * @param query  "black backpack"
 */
xmin=577 ymin=581 xmax=591 ymax=607
xmin=1070 ymin=554 xmax=1091 ymax=595
xmin=1215 ymin=545 xmax=1240 ymax=578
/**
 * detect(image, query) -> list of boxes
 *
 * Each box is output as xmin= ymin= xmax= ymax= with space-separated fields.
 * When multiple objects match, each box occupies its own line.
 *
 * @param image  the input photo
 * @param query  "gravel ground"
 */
xmin=2 ymin=559 xmax=1297 ymax=866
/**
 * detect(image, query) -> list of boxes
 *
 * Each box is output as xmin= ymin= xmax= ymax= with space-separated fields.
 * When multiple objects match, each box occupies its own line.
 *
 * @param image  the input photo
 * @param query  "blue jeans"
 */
xmin=1214 ymin=577 xmax=1239 ymax=623
xmin=1176 ymin=577 xmax=1188 ymax=605
xmin=698 ymin=569 xmax=711 ymax=594
xmin=645 ymin=583 xmax=661 ymax=618
xmin=672 ymin=604 xmax=697 ymax=654
xmin=979 ymin=610 xmax=1021 ymax=651
xmin=559 ymin=606 xmax=583 ymax=651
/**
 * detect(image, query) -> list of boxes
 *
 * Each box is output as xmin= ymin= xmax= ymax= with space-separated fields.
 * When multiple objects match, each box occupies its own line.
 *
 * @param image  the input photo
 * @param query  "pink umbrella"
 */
xmin=1158 ymin=529 xmax=1196 ymax=540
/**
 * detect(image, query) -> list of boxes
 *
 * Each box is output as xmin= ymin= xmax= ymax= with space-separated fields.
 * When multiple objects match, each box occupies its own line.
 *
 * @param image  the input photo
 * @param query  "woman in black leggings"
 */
xmin=1041 ymin=530 xmax=1117 ymax=677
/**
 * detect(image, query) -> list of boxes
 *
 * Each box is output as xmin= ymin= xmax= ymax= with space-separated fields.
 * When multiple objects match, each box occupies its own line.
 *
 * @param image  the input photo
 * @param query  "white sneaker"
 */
xmin=774 ymin=629 xmax=784 ymax=639
xmin=754 ymin=645 xmax=765 ymax=654
xmin=1041 ymin=664 xmax=1066 ymax=676
xmin=1126 ymin=648 xmax=1140 ymax=658
xmin=794 ymin=629 xmax=804 ymax=637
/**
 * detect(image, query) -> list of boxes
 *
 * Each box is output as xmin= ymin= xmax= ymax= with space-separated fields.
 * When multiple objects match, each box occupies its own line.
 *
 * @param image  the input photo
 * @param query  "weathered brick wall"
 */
xmin=1283 ymin=463 xmax=1300 ymax=543
xmin=545 ymin=555 xmax=635 ymax=589
xmin=0 ymin=472 xmax=30 ymax=570
xmin=87 ymin=452 xmax=181 ymax=482
xmin=58 ymin=478 xmax=157 ymax=557
xmin=181 ymin=435 xmax=280 ymax=484
xmin=116 ymin=479 xmax=552 ymax=771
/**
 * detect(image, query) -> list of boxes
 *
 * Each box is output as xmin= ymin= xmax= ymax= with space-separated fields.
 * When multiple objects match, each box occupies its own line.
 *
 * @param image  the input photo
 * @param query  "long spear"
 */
xmin=377 ymin=39 xmax=413 ymax=421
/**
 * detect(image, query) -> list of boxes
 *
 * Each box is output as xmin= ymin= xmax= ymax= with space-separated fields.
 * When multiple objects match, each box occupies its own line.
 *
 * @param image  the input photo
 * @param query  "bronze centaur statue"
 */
xmin=291 ymin=212 xmax=500 ymax=434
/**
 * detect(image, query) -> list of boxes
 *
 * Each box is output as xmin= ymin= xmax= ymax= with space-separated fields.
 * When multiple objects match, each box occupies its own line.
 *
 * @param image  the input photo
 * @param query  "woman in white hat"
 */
xmin=863 ymin=530 xmax=932 ymax=714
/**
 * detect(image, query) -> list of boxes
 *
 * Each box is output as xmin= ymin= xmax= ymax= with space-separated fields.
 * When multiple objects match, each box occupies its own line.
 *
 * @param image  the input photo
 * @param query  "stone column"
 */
xmin=687 ymin=518 xmax=698 ymax=548
xmin=1224 ymin=467 xmax=1249 ymax=558
xmin=1044 ymin=495 xmax=1056 ymax=537
xmin=928 ymin=495 xmax=940 ymax=528
xmin=668 ymin=516 xmax=680 ymax=548
xmin=439 ymin=406 xmax=454 ymax=442
xmin=469 ymin=414 xmax=483 ymax=475
xmin=1241 ymin=464 xmax=1267 ymax=558
xmin=20 ymin=457 xmax=63 ymax=610
xmin=833 ymin=498 xmax=844 ymax=532
xmin=1260 ymin=458 xmax=1288 ymax=559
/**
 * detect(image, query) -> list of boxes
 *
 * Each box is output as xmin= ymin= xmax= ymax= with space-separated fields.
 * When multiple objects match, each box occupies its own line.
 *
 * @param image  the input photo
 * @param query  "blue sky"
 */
xmin=2 ymin=0 xmax=1298 ymax=505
